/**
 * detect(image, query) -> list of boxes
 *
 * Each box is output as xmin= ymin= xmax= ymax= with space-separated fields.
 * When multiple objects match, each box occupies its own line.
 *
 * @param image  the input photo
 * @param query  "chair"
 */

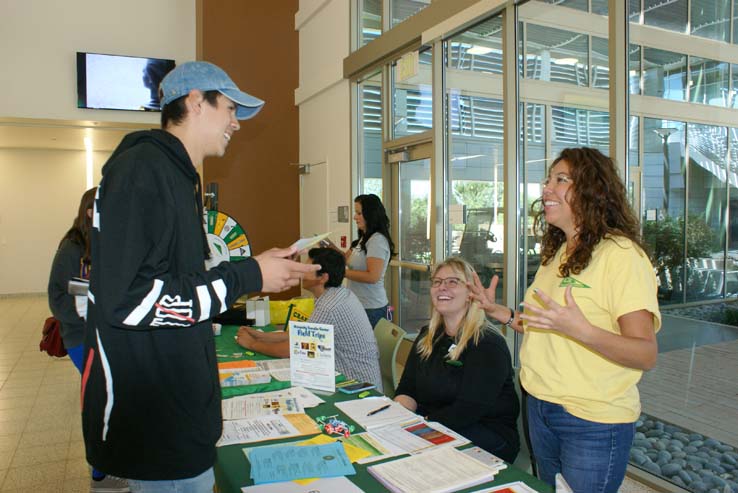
xmin=374 ymin=318 xmax=407 ymax=398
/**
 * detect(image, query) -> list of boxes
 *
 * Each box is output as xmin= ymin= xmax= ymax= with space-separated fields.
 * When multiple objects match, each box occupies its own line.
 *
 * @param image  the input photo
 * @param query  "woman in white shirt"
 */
xmin=343 ymin=194 xmax=396 ymax=328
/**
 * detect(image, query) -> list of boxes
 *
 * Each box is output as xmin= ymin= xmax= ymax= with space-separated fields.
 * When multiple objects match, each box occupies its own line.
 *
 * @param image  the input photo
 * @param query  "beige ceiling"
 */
xmin=0 ymin=119 xmax=151 ymax=152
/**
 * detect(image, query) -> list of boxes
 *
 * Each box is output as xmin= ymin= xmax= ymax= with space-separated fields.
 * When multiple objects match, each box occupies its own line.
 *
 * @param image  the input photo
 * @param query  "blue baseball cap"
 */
xmin=159 ymin=61 xmax=265 ymax=120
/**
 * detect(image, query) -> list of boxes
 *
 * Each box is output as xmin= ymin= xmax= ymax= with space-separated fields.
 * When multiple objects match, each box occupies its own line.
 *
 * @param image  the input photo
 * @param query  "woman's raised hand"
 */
xmin=520 ymin=287 xmax=590 ymax=340
xmin=468 ymin=271 xmax=499 ymax=315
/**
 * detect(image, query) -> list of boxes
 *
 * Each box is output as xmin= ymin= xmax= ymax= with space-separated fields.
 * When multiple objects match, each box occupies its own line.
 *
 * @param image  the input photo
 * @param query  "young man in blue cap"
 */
xmin=81 ymin=61 xmax=319 ymax=492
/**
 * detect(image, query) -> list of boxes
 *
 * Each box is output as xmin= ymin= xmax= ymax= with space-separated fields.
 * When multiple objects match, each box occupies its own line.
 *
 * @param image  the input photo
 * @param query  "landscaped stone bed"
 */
xmin=665 ymin=301 xmax=738 ymax=327
xmin=632 ymin=413 xmax=737 ymax=492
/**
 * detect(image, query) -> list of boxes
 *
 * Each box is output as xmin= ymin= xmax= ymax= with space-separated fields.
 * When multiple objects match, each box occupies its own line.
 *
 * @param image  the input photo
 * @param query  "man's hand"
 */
xmin=254 ymin=247 xmax=321 ymax=293
xmin=235 ymin=326 xmax=256 ymax=349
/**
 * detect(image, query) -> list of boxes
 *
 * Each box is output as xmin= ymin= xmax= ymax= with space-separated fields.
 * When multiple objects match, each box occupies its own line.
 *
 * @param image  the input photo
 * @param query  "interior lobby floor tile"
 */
xmin=0 ymin=459 xmax=66 ymax=490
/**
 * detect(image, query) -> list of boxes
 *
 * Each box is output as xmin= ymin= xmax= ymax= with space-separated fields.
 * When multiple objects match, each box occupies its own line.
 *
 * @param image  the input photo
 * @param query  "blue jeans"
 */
xmin=365 ymin=305 xmax=389 ymax=329
xmin=127 ymin=468 xmax=215 ymax=493
xmin=67 ymin=343 xmax=85 ymax=372
xmin=527 ymin=395 xmax=634 ymax=493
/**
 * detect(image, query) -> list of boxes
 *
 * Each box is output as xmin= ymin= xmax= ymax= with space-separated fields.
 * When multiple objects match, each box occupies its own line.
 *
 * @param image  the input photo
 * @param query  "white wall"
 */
xmin=0 ymin=0 xmax=196 ymax=294
xmin=0 ymin=149 xmax=106 ymax=295
xmin=296 ymin=0 xmax=353 ymax=244
xmin=0 ymin=0 xmax=196 ymax=123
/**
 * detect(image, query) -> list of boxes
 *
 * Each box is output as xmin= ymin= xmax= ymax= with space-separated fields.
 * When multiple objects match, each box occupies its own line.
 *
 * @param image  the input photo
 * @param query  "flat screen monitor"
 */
xmin=77 ymin=52 xmax=176 ymax=112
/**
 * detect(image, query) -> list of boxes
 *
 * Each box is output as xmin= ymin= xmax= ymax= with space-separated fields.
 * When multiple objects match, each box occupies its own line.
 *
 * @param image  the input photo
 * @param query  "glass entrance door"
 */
xmin=387 ymin=142 xmax=434 ymax=334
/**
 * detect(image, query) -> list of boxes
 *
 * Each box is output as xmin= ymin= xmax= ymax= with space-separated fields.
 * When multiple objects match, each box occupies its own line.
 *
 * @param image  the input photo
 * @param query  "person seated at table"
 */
xmin=236 ymin=247 xmax=383 ymax=391
xmin=394 ymin=257 xmax=519 ymax=463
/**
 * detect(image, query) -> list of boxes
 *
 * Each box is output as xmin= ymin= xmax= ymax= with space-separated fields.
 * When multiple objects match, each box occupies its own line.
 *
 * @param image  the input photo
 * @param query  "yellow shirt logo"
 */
xmin=559 ymin=277 xmax=590 ymax=288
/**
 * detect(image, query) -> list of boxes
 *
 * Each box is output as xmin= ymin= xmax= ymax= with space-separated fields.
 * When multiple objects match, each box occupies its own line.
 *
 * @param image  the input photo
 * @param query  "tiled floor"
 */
xmin=0 ymin=294 xmax=89 ymax=492
xmin=0 ymin=295 xmax=662 ymax=492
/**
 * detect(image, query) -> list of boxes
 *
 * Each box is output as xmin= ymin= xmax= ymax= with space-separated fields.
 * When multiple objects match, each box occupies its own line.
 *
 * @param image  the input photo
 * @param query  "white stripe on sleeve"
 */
xmin=211 ymin=279 xmax=227 ymax=314
xmin=196 ymin=285 xmax=211 ymax=322
xmin=123 ymin=279 xmax=164 ymax=326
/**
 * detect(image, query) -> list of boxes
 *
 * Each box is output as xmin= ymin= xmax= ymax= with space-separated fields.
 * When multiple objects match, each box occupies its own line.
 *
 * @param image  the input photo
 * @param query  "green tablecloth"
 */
xmin=216 ymin=324 xmax=291 ymax=398
xmin=214 ymin=325 xmax=552 ymax=493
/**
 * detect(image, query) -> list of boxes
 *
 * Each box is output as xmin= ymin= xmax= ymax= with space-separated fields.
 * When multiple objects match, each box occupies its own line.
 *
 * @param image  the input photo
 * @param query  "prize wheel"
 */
xmin=203 ymin=210 xmax=251 ymax=270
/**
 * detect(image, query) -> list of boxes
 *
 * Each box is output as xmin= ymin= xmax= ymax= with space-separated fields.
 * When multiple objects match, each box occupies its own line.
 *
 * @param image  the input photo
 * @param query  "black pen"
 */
xmin=366 ymin=404 xmax=391 ymax=416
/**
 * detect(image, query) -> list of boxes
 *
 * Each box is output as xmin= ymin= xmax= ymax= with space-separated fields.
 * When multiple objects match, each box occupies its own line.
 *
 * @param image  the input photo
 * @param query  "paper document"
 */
xmin=219 ymin=360 xmax=258 ymax=371
xmin=298 ymin=434 xmax=373 ymax=464
xmin=555 ymin=473 xmax=574 ymax=493
xmin=222 ymin=395 xmax=301 ymax=419
xmin=68 ymin=277 xmax=89 ymax=296
xmin=291 ymin=232 xmax=331 ymax=252
xmin=222 ymin=387 xmax=324 ymax=420
xmin=242 ymin=434 xmax=372 ymax=485
xmin=217 ymin=414 xmax=320 ymax=447
xmin=367 ymin=446 xmax=498 ymax=493
xmin=403 ymin=421 xmax=470 ymax=450
xmin=472 ymin=481 xmax=539 ymax=493
xmin=249 ymin=442 xmax=355 ymax=484
xmin=334 ymin=396 xmax=419 ymax=430
xmin=241 ymin=476 xmax=365 ymax=493
xmin=219 ymin=369 xmax=271 ymax=387
xmin=343 ymin=432 xmax=404 ymax=464
xmin=367 ymin=420 xmax=469 ymax=455
xmin=242 ymin=434 xmax=372 ymax=484
xmin=289 ymin=322 xmax=335 ymax=393
xmin=256 ymin=359 xmax=291 ymax=371
xmin=269 ymin=368 xmax=291 ymax=381
xmin=461 ymin=446 xmax=507 ymax=472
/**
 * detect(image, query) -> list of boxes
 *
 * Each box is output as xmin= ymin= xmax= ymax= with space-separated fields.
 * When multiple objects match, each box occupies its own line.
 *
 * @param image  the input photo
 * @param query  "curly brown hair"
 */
xmin=532 ymin=147 xmax=646 ymax=277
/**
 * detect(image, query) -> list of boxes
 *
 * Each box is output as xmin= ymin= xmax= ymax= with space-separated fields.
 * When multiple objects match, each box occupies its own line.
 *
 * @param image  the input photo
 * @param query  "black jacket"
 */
xmin=82 ymin=130 xmax=262 ymax=480
xmin=395 ymin=324 xmax=520 ymax=454
xmin=48 ymin=238 xmax=86 ymax=348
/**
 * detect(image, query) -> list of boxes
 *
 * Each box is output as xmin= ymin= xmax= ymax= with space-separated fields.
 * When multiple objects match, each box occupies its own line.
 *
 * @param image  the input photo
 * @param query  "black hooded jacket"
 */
xmin=82 ymin=129 xmax=262 ymax=480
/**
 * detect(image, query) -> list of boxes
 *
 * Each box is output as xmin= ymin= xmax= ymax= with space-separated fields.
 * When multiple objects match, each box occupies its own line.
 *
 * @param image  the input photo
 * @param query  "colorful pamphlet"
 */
xmin=289 ymin=321 xmax=335 ymax=393
xmin=249 ymin=442 xmax=355 ymax=484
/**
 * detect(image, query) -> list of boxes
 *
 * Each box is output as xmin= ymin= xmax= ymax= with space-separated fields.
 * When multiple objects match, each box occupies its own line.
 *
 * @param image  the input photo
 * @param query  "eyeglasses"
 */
xmin=430 ymin=277 xmax=462 ymax=288
xmin=541 ymin=173 xmax=573 ymax=188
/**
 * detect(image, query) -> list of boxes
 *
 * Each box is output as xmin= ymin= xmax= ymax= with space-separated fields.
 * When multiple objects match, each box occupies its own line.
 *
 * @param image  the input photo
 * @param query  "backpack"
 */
xmin=40 ymin=316 xmax=67 ymax=357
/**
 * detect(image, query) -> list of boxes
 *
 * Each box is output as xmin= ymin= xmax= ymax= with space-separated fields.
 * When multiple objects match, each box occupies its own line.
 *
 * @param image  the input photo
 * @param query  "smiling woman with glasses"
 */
xmin=393 ymin=257 xmax=520 ymax=462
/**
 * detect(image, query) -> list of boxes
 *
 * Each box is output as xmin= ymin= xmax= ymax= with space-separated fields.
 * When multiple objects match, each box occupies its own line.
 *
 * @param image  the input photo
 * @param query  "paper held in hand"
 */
xmin=291 ymin=232 xmax=331 ymax=252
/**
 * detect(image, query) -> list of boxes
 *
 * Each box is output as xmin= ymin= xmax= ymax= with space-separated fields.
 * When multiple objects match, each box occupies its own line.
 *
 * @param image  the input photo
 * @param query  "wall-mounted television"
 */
xmin=77 ymin=52 xmax=176 ymax=112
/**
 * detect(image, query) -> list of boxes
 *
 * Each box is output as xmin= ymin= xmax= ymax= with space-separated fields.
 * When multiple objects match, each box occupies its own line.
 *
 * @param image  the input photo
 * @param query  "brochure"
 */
xmin=289 ymin=321 xmax=335 ymax=393
xmin=217 ymin=414 xmax=320 ymax=447
xmin=249 ymin=442 xmax=355 ymax=484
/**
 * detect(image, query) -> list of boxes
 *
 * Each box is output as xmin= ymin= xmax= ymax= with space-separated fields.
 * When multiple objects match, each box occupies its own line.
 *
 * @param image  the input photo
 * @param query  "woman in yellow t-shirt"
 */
xmin=470 ymin=147 xmax=661 ymax=492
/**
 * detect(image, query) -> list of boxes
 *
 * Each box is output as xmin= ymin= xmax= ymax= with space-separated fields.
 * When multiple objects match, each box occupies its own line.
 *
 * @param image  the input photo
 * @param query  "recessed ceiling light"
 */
xmin=554 ymin=57 xmax=579 ymax=66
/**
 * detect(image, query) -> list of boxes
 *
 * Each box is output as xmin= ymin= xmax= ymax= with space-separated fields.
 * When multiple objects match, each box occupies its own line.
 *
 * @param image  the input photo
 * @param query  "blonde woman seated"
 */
xmin=394 ymin=257 xmax=520 ymax=463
